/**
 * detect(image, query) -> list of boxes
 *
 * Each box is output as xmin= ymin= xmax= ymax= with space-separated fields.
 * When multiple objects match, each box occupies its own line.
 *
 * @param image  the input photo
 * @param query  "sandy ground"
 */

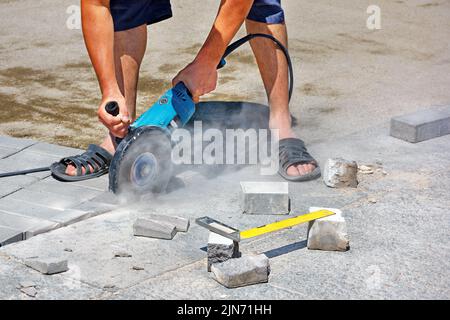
xmin=0 ymin=0 xmax=449 ymax=149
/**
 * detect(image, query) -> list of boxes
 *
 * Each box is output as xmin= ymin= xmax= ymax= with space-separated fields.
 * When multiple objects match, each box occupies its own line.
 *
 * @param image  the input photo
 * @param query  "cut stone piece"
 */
xmin=144 ymin=214 xmax=190 ymax=232
xmin=24 ymin=258 xmax=69 ymax=275
xmin=240 ymin=181 xmax=290 ymax=215
xmin=20 ymin=286 xmax=38 ymax=297
xmin=390 ymin=106 xmax=450 ymax=143
xmin=211 ymin=254 xmax=270 ymax=288
xmin=19 ymin=281 xmax=36 ymax=288
xmin=133 ymin=218 xmax=177 ymax=240
xmin=323 ymin=158 xmax=358 ymax=188
xmin=207 ymin=232 xmax=240 ymax=272
xmin=307 ymin=207 xmax=350 ymax=252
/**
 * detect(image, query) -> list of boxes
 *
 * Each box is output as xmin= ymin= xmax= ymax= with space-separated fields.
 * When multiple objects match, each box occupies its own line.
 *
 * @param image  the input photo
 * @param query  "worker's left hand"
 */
xmin=172 ymin=58 xmax=218 ymax=103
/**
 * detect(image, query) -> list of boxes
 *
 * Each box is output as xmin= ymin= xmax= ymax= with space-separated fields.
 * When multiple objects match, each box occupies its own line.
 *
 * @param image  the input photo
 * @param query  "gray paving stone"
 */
xmin=133 ymin=218 xmax=177 ymax=240
xmin=24 ymin=258 xmax=69 ymax=275
xmin=0 ymin=225 xmax=23 ymax=247
xmin=0 ymin=146 xmax=20 ymax=159
xmin=20 ymin=286 xmax=38 ymax=297
xmin=390 ymin=106 xmax=450 ymax=143
xmin=240 ymin=181 xmax=290 ymax=215
xmin=72 ymin=201 xmax=116 ymax=216
xmin=0 ymin=198 xmax=66 ymax=220
xmin=71 ymin=176 xmax=109 ymax=191
xmin=26 ymin=142 xmax=81 ymax=158
xmin=323 ymin=158 xmax=358 ymax=188
xmin=0 ymin=135 xmax=35 ymax=150
xmin=211 ymin=254 xmax=270 ymax=288
xmin=307 ymin=207 xmax=350 ymax=252
xmin=0 ymin=174 xmax=39 ymax=198
xmin=0 ymin=210 xmax=59 ymax=240
xmin=8 ymin=189 xmax=85 ymax=210
xmin=42 ymin=209 xmax=90 ymax=226
xmin=0 ymin=150 xmax=54 ymax=179
xmin=207 ymin=232 xmax=240 ymax=272
xmin=27 ymin=179 xmax=102 ymax=200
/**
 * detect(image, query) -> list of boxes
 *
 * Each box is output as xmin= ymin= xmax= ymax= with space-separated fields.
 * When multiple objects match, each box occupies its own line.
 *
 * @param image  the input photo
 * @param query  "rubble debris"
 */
xmin=207 ymin=232 xmax=240 ymax=272
xmin=211 ymin=254 xmax=270 ymax=288
xmin=133 ymin=218 xmax=177 ymax=240
xmin=323 ymin=158 xmax=358 ymax=188
xmin=307 ymin=207 xmax=350 ymax=252
xmin=24 ymin=258 xmax=69 ymax=275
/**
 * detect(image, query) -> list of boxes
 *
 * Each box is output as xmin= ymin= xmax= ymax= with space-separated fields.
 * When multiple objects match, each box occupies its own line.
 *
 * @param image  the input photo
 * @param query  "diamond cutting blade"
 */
xmin=109 ymin=126 xmax=173 ymax=196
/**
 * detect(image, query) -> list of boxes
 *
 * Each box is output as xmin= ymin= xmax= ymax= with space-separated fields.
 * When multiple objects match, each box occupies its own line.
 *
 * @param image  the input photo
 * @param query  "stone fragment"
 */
xmin=207 ymin=232 xmax=240 ymax=272
xmin=132 ymin=265 xmax=145 ymax=271
xmin=323 ymin=158 xmax=358 ymax=188
xmin=359 ymin=165 xmax=374 ymax=174
xmin=211 ymin=254 xmax=270 ymax=288
xmin=114 ymin=251 xmax=132 ymax=258
xmin=133 ymin=218 xmax=177 ymax=240
xmin=20 ymin=286 xmax=37 ymax=297
xmin=240 ymin=181 xmax=290 ymax=215
xmin=144 ymin=214 xmax=190 ymax=232
xmin=307 ymin=207 xmax=350 ymax=252
xmin=19 ymin=281 xmax=36 ymax=288
xmin=24 ymin=258 xmax=69 ymax=275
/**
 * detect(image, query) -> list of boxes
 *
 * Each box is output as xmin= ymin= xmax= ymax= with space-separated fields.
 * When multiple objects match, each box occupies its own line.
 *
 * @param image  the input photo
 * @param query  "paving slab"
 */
xmin=240 ymin=181 xmax=290 ymax=215
xmin=0 ymin=174 xmax=39 ymax=198
xmin=0 ymin=254 xmax=102 ymax=300
xmin=0 ymin=146 xmax=20 ymax=159
xmin=0 ymin=210 xmax=59 ymax=239
xmin=390 ymin=106 xmax=450 ymax=143
xmin=0 ymin=226 xmax=23 ymax=247
xmin=7 ymin=188 xmax=85 ymax=210
xmin=0 ymin=136 xmax=35 ymax=151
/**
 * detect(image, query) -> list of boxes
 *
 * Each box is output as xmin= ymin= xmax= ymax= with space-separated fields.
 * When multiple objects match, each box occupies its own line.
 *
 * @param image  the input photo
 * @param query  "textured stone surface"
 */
xmin=0 ymin=226 xmax=23 ymax=247
xmin=144 ymin=214 xmax=190 ymax=232
xmin=24 ymin=258 xmax=69 ymax=275
xmin=240 ymin=181 xmax=290 ymax=215
xmin=133 ymin=218 xmax=177 ymax=240
xmin=323 ymin=158 xmax=358 ymax=188
xmin=390 ymin=106 xmax=450 ymax=143
xmin=207 ymin=232 xmax=240 ymax=272
xmin=211 ymin=254 xmax=270 ymax=288
xmin=307 ymin=207 xmax=350 ymax=252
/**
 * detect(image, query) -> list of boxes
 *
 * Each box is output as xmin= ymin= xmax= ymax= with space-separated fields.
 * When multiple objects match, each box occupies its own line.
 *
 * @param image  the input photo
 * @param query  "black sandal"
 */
xmin=50 ymin=144 xmax=113 ymax=182
xmin=278 ymin=138 xmax=321 ymax=182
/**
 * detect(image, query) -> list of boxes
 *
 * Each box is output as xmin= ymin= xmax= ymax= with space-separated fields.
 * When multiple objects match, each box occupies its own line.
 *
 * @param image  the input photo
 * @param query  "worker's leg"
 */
xmin=245 ymin=20 xmax=316 ymax=176
xmin=66 ymin=24 xmax=147 ymax=175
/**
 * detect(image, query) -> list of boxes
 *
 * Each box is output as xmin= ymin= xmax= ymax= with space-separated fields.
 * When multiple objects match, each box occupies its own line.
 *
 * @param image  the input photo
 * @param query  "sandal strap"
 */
xmin=279 ymin=138 xmax=317 ymax=172
xmin=59 ymin=145 xmax=112 ymax=177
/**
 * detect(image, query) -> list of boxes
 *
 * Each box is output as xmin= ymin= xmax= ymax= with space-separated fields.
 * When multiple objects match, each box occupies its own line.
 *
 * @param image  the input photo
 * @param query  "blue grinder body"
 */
xmin=131 ymin=82 xmax=195 ymax=131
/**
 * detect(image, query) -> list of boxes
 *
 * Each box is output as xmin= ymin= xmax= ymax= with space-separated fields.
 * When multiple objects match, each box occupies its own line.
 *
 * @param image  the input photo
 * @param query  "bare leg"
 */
xmin=245 ymin=20 xmax=316 ymax=176
xmin=66 ymin=24 xmax=147 ymax=175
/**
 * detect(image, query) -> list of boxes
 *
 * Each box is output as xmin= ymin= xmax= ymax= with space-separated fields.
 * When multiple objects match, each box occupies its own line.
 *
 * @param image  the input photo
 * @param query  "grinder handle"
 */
xmin=105 ymin=101 xmax=120 ymax=117
xmin=104 ymin=101 xmax=123 ymax=145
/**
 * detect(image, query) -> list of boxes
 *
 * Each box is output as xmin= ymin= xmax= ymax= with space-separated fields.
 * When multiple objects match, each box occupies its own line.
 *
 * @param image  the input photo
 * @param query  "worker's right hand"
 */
xmin=97 ymin=92 xmax=131 ymax=138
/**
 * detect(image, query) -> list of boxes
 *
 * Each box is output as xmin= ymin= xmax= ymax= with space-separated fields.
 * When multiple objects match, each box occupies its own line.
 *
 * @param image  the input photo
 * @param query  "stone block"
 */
xmin=211 ymin=254 xmax=270 ymax=288
xmin=307 ymin=207 xmax=350 ymax=252
xmin=0 ymin=210 xmax=59 ymax=239
xmin=24 ymin=258 xmax=69 ymax=275
xmin=240 ymin=181 xmax=290 ymax=215
xmin=207 ymin=232 xmax=240 ymax=272
xmin=133 ymin=218 xmax=177 ymax=240
xmin=323 ymin=158 xmax=358 ymax=188
xmin=144 ymin=214 xmax=190 ymax=232
xmin=390 ymin=106 xmax=450 ymax=143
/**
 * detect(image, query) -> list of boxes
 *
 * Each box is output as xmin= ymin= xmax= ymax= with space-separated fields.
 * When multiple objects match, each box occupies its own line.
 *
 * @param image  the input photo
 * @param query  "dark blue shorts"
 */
xmin=111 ymin=0 xmax=284 ymax=32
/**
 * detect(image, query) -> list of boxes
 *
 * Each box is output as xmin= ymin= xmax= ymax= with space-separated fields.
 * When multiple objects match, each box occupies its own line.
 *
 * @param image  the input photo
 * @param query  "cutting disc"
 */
xmin=109 ymin=126 xmax=173 ymax=196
